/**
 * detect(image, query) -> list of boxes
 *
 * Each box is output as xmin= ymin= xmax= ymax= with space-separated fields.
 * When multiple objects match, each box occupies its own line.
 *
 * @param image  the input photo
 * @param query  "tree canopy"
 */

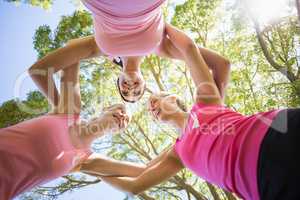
xmin=3 ymin=0 xmax=53 ymax=9
xmin=1 ymin=0 xmax=300 ymax=199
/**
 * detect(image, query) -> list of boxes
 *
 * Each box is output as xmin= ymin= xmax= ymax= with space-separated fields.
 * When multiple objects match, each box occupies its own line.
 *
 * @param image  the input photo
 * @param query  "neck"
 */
xmin=122 ymin=56 xmax=141 ymax=72
xmin=168 ymin=111 xmax=190 ymax=133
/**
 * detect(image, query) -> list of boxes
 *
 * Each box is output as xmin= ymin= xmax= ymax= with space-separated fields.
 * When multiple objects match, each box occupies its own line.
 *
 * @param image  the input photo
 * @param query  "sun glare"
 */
xmin=246 ymin=0 xmax=289 ymax=24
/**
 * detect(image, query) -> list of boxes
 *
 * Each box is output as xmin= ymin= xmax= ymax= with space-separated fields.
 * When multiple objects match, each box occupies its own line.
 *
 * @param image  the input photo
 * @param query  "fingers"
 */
xmin=112 ymin=112 xmax=130 ymax=130
xmin=101 ymin=103 xmax=131 ymax=133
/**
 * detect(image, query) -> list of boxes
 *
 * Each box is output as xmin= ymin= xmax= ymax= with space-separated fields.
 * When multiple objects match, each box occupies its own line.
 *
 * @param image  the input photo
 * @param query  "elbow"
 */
xmin=130 ymin=190 xmax=140 ymax=196
xmin=223 ymin=58 xmax=231 ymax=70
xmin=28 ymin=64 xmax=36 ymax=75
xmin=28 ymin=64 xmax=39 ymax=79
xmin=28 ymin=62 xmax=43 ymax=76
xmin=28 ymin=61 xmax=51 ymax=80
xmin=130 ymin=188 xmax=144 ymax=196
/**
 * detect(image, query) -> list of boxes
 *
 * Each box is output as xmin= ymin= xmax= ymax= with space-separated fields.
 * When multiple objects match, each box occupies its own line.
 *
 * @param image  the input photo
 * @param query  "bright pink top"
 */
xmin=175 ymin=103 xmax=280 ymax=200
xmin=82 ymin=0 xmax=166 ymax=56
xmin=0 ymin=114 xmax=91 ymax=200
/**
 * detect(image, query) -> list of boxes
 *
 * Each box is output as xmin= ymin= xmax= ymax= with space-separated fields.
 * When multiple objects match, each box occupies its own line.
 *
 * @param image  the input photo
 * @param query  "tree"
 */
xmin=171 ymin=0 xmax=222 ymax=47
xmin=235 ymin=0 xmax=300 ymax=105
xmin=33 ymin=10 xmax=93 ymax=58
xmin=4 ymin=0 xmax=299 ymax=199
xmin=3 ymin=0 xmax=53 ymax=9
xmin=19 ymin=1 xmax=238 ymax=199
xmin=0 ymin=91 xmax=49 ymax=128
xmin=296 ymin=0 xmax=300 ymax=23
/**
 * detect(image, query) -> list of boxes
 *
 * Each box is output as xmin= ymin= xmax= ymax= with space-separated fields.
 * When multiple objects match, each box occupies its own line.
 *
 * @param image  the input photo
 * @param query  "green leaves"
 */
xmin=0 ymin=91 xmax=49 ymax=128
xmin=4 ymin=0 xmax=53 ymax=10
xmin=3 ymin=0 xmax=300 ymax=199
xmin=33 ymin=10 xmax=93 ymax=58
xmin=33 ymin=25 xmax=53 ymax=58
xmin=171 ymin=0 xmax=222 ymax=46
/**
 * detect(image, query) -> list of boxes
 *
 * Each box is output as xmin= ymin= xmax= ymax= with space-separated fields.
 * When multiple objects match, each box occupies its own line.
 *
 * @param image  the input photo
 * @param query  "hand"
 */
xmin=164 ymin=23 xmax=195 ymax=54
xmin=99 ymin=104 xmax=131 ymax=134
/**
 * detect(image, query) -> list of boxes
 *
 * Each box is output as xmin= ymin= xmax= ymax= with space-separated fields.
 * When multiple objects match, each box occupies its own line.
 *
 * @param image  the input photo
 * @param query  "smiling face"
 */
xmin=148 ymin=92 xmax=185 ymax=122
xmin=117 ymin=71 xmax=146 ymax=103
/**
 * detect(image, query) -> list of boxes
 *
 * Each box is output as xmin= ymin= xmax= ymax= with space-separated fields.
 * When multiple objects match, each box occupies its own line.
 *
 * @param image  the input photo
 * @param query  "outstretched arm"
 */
xmin=164 ymin=24 xmax=222 ymax=105
xmin=28 ymin=36 xmax=101 ymax=108
xmin=156 ymin=26 xmax=230 ymax=100
xmin=80 ymin=147 xmax=184 ymax=195
xmin=80 ymin=148 xmax=171 ymax=177
xmin=79 ymin=153 xmax=146 ymax=177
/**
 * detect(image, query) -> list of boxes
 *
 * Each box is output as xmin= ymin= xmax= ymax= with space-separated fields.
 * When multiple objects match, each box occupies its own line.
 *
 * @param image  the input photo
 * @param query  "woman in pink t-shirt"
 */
xmin=35 ymin=0 xmax=230 ymax=103
xmin=0 ymin=42 xmax=130 ymax=199
xmin=76 ymin=24 xmax=300 ymax=200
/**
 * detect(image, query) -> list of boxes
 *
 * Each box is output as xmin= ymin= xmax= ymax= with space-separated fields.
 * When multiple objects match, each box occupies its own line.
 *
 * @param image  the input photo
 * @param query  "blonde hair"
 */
xmin=176 ymin=98 xmax=187 ymax=112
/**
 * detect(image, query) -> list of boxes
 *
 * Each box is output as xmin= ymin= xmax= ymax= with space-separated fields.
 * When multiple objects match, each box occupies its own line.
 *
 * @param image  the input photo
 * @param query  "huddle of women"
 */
xmin=1 ymin=1 xmax=300 ymax=200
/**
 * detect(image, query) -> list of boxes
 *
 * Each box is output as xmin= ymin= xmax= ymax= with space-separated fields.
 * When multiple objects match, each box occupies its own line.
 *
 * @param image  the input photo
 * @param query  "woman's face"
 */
xmin=148 ymin=92 xmax=181 ymax=122
xmin=118 ymin=71 xmax=145 ymax=103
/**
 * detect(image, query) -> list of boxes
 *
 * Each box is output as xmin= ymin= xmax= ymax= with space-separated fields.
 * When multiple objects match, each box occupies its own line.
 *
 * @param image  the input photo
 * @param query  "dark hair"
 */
xmin=114 ymin=57 xmax=145 ymax=103
xmin=113 ymin=57 xmax=123 ymax=68
xmin=116 ymin=77 xmax=145 ymax=103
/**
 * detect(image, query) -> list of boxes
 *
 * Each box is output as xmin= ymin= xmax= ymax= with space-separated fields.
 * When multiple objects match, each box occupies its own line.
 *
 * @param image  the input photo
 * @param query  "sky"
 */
xmin=0 ymin=0 xmax=289 ymax=105
xmin=0 ymin=1 xmax=62 ymax=104
xmin=0 ymin=1 xmax=125 ymax=199
xmin=0 ymin=0 xmax=293 ymax=199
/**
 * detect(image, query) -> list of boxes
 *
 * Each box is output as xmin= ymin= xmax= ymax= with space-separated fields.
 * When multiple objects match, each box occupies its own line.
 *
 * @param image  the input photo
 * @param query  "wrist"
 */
xmin=83 ymin=119 xmax=105 ymax=137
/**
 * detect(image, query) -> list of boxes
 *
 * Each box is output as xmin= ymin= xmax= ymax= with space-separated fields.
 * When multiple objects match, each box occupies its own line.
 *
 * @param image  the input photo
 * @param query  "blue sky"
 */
xmin=0 ymin=1 xmax=62 ymax=104
xmin=0 ymin=1 xmax=125 ymax=199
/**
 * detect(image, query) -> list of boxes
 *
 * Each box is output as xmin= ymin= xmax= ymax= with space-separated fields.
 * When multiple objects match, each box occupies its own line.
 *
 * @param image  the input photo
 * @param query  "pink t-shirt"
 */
xmin=82 ymin=0 xmax=166 ymax=56
xmin=175 ymin=103 xmax=280 ymax=200
xmin=0 ymin=114 xmax=91 ymax=200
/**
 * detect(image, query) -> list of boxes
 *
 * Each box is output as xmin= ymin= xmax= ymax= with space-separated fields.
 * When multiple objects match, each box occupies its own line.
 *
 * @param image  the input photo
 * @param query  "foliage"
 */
xmin=171 ymin=0 xmax=222 ymax=47
xmin=2 ymin=0 xmax=300 ymax=200
xmin=0 ymin=91 xmax=49 ymax=128
xmin=33 ymin=10 xmax=93 ymax=58
xmin=3 ymin=0 xmax=53 ymax=9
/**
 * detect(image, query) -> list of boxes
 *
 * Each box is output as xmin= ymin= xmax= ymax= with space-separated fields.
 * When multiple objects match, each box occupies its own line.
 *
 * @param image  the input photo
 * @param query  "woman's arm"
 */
xmin=80 ymin=147 xmax=172 ymax=177
xmin=164 ymin=24 xmax=222 ymax=105
xmin=28 ymin=36 xmax=100 ymax=108
xmin=80 ymin=153 xmax=146 ymax=177
xmin=83 ymin=148 xmax=184 ymax=195
xmin=57 ymin=62 xmax=81 ymax=114
xmin=156 ymin=36 xmax=230 ymax=99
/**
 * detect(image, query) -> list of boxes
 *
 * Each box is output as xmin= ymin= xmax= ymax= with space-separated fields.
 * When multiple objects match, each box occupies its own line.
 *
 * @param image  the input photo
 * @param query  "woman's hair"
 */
xmin=116 ymin=77 xmax=145 ymax=103
xmin=114 ymin=57 xmax=145 ymax=103
xmin=176 ymin=98 xmax=188 ymax=112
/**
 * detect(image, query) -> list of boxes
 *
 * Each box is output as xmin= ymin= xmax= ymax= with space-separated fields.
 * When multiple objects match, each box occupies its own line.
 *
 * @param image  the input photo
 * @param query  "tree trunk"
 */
xmin=206 ymin=182 xmax=221 ymax=200
xmin=138 ymin=193 xmax=156 ymax=200
xmin=223 ymin=189 xmax=238 ymax=200
xmin=296 ymin=0 xmax=300 ymax=25
xmin=172 ymin=176 xmax=208 ymax=200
